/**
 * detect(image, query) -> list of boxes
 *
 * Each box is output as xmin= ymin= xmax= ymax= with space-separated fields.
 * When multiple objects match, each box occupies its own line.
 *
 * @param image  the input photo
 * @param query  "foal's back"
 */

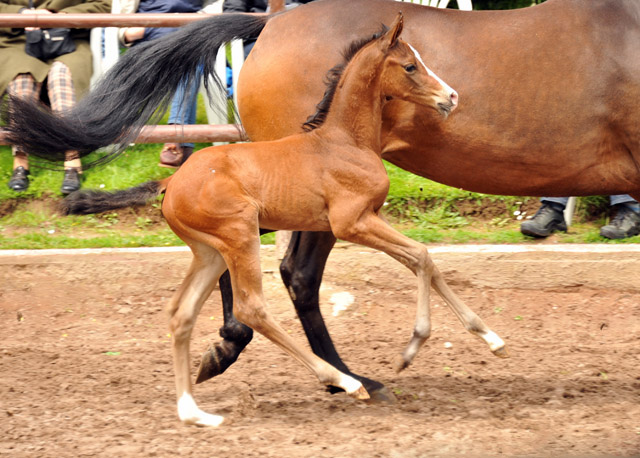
xmin=165 ymin=128 xmax=389 ymax=233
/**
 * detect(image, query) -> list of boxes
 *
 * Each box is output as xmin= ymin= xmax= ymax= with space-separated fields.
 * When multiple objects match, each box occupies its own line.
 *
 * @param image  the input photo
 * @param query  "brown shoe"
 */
xmin=180 ymin=146 xmax=194 ymax=164
xmin=159 ymin=143 xmax=183 ymax=168
xmin=159 ymin=144 xmax=194 ymax=168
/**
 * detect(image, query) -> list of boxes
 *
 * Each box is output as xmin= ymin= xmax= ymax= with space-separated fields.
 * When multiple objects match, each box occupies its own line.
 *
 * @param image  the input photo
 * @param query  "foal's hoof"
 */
xmin=177 ymin=393 xmax=224 ymax=427
xmin=350 ymin=385 xmax=371 ymax=400
xmin=492 ymin=345 xmax=510 ymax=358
xmin=182 ymin=413 xmax=225 ymax=428
xmin=393 ymin=354 xmax=411 ymax=373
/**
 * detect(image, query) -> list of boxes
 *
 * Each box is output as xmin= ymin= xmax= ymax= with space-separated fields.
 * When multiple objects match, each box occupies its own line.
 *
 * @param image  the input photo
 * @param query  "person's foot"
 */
xmin=8 ymin=166 xmax=30 ymax=192
xmin=599 ymin=203 xmax=640 ymax=239
xmin=61 ymin=168 xmax=81 ymax=195
xmin=520 ymin=202 xmax=568 ymax=237
xmin=159 ymin=144 xmax=193 ymax=168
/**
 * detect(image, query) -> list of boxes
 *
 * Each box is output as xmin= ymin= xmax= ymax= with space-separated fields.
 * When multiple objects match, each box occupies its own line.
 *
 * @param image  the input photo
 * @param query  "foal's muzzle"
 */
xmin=437 ymin=91 xmax=458 ymax=117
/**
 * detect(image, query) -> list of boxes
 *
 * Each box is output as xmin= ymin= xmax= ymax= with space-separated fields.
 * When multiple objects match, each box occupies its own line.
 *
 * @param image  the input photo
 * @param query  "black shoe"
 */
xmin=61 ymin=168 xmax=81 ymax=195
xmin=599 ymin=204 xmax=640 ymax=239
xmin=8 ymin=166 xmax=30 ymax=192
xmin=520 ymin=202 xmax=568 ymax=237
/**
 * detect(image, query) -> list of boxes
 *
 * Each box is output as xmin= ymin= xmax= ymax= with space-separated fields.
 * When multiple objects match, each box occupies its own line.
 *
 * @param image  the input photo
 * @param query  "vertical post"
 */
xmin=269 ymin=0 xmax=285 ymax=12
xmin=564 ymin=196 xmax=577 ymax=227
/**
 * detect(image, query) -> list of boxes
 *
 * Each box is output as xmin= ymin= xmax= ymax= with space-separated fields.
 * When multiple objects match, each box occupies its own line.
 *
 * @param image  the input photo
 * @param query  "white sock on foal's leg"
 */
xmin=177 ymin=392 xmax=224 ymax=427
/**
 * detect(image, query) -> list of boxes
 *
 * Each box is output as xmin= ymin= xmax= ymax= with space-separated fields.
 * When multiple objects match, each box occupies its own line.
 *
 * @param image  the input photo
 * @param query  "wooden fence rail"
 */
xmin=0 ymin=12 xmax=261 ymax=28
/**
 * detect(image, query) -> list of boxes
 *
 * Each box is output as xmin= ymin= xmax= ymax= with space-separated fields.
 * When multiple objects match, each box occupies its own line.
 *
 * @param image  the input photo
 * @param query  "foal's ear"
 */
xmin=382 ymin=13 xmax=404 ymax=50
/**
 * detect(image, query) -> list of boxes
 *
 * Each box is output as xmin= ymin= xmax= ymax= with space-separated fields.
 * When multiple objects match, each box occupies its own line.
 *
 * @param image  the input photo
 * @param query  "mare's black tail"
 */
xmin=60 ymin=177 xmax=171 ymax=215
xmin=2 ymin=13 xmax=269 ymax=166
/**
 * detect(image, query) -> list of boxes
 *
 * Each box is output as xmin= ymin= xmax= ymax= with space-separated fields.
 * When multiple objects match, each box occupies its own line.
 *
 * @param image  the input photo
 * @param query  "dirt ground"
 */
xmin=1 ymin=243 xmax=639 ymax=457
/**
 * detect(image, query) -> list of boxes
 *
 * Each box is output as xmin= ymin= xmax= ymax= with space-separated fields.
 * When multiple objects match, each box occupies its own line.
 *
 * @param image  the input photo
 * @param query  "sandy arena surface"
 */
xmin=1 ymin=243 xmax=639 ymax=457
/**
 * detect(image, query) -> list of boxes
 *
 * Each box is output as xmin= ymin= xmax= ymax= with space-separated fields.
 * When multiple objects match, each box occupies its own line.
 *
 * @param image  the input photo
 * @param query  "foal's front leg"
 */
xmin=196 ymin=229 xmax=272 ymax=385
xmin=332 ymin=212 xmax=507 ymax=371
xmin=195 ymin=270 xmax=254 ymax=385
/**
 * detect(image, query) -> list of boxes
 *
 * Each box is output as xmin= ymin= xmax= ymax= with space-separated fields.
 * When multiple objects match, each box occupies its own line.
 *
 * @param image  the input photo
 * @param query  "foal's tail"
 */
xmin=60 ymin=177 xmax=173 ymax=215
xmin=1 ymin=13 xmax=270 ymax=166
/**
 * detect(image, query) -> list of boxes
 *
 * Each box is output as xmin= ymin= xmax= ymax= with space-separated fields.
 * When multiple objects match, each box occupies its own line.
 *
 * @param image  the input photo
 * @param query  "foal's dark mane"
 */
xmin=302 ymin=25 xmax=389 ymax=132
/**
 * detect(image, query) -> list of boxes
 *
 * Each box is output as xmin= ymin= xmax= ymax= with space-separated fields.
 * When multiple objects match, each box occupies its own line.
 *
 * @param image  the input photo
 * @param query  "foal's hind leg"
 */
xmin=195 ymin=228 xmax=272 ymax=384
xmin=167 ymin=243 xmax=228 ymax=426
xmin=195 ymin=270 xmax=254 ymax=384
xmin=218 ymin=228 xmax=369 ymax=400
xmin=332 ymin=212 xmax=507 ymax=371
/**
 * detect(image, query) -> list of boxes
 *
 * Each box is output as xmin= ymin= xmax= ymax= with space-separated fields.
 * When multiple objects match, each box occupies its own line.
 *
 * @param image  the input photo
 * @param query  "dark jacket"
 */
xmin=222 ymin=0 xmax=314 ymax=14
xmin=136 ymin=0 xmax=202 ymax=42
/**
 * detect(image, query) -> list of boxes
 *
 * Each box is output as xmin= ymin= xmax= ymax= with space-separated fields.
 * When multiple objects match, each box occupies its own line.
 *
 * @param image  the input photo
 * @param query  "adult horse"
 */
xmin=4 ymin=0 xmax=640 ymax=401
xmin=227 ymin=0 xmax=640 ymax=401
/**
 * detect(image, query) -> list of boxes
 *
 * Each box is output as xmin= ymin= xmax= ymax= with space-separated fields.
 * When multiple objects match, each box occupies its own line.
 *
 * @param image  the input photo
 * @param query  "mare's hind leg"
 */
xmin=332 ymin=212 xmax=507 ymax=372
xmin=195 ymin=270 xmax=254 ymax=384
xmin=280 ymin=231 xmax=395 ymax=402
xmin=218 ymin=227 xmax=369 ymax=400
xmin=168 ymin=243 xmax=228 ymax=426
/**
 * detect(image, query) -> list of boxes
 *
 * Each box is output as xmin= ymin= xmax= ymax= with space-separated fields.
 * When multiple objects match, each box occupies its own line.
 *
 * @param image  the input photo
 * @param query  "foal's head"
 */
xmin=377 ymin=14 xmax=458 ymax=118
xmin=303 ymin=13 xmax=457 ymax=132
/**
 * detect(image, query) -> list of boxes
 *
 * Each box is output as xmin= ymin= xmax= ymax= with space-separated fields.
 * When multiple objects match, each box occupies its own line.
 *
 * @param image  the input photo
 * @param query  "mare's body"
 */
xmin=242 ymin=0 xmax=640 ymax=197
xmin=230 ymin=0 xmax=640 ymax=399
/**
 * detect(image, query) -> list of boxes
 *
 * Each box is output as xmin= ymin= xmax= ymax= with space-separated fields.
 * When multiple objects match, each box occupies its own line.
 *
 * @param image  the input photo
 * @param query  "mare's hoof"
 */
xmin=492 ymin=345 xmax=510 ymax=358
xmin=366 ymin=386 xmax=397 ymax=404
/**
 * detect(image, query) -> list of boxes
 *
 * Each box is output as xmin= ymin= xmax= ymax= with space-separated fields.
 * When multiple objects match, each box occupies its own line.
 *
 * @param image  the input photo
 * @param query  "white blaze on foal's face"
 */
xmin=408 ymin=44 xmax=459 ymax=109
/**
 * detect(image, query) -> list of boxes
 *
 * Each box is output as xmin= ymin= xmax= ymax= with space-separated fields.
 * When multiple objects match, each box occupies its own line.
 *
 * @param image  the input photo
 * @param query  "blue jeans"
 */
xmin=167 ymin=77 xmax=200 ymax=149
xmin=542 ymin=195 xmax=638 ymax=208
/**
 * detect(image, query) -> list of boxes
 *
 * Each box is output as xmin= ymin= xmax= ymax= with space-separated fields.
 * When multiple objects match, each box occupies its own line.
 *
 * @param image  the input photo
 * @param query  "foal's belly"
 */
xmin=258 ymin=207 xmax=332 ymax=232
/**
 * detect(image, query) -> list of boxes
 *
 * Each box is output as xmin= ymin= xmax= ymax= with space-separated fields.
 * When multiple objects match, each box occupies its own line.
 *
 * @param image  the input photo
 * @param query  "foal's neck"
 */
xmin=320 ymin=50 xmax=385 ymax=154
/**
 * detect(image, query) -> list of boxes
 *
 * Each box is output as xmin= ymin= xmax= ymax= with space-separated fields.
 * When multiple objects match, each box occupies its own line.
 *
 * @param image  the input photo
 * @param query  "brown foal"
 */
xmin=60 ymin=14 xmax=504 ymax=426
xmin=161 ymin=14 xmax=502 ymax=426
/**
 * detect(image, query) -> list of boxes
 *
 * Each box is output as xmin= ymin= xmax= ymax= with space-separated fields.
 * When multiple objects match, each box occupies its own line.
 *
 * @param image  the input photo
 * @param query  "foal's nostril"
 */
xmin=450 ymin=91 xmax=459 ymax=109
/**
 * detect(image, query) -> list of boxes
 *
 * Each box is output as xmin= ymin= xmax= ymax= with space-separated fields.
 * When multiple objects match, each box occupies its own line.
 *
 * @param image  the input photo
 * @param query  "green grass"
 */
xmin=1 ymin=94 xmax=638 ymax=249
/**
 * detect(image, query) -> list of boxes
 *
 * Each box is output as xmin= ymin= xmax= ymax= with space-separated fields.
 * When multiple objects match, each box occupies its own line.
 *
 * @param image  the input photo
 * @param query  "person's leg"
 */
xmin=520 ymin=197 xmax=569 ymax=237
xmin=6 ymin=74 xmax=42 ymax=191
xmin=540 ymin=197 xmax=570 ymax=207
xmin=600 ymin=195 xmax=640 ymax=239
xmin=159 ymin=75 xmax=200 ymax=168
xmin=47 ymin=61 xmax=82 ymax=194
xmin=609 ymin=194 xmax=639 ymax=208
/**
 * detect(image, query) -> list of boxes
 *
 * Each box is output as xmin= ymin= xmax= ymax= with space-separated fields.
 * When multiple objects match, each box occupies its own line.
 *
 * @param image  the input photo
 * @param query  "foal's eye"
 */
xmin=404 ymin=64 xmax=417 ymax=73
